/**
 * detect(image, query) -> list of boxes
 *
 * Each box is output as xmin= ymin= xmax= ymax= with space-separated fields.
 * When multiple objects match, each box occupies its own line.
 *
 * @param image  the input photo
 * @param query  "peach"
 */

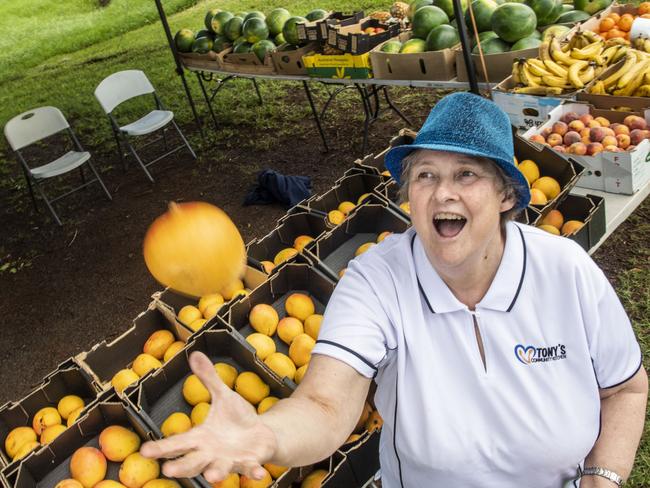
xmin=70 ymin=447 xmax=107 ymax=488
xmin=616 ymin=134 xmax=631 ymax=149
xmin=624 ymin=115 xmax=647 ymax=130
xmin=603 ymin=127 xmax=615 ymax=138
xmin=560 ymin=111 xmax=580 ymax=124
xmin=552 ymin=121 xmax=568 ymax=136
xmin=580 ymin=127 xmax=591 ymax=139
xmin=143 ymin=330 xmax=175 ymax=360
xmin=569 ymin=142 xmax=587 ymax=155
xmin=99 ymin=425 xmax=141 ymax=462
xmin=32 ymin=407 xmax=61 ymax=435
xmin=553 ymin=145 xmax=567 ymax=152
xmin=541 ymin=127 xmax=553 ymax=138
xmin=586 ymin=142 xmax=604 ymax=156
xmin=249 ymin=303 xmax=279 ymax=336
xmin=604 ymin=145 xmax=621 ymax=152
xmin=589 ymin=127 xmax=606 ymax=142
xmin=610 ymin=123 xmax=628 ymax=135
xmin=568 ymin=120 xmax=585 ymax=132
xmin=594 ymin=116 xmax=610 ymax=127
xmin=119 ymin=452 xmax=160 ymax=488
xmin=587 ymin=119 xmax=602 ymax=128
xmin=547 ymin=133 xmax=563 ymax=146
xmin=601 ymin=135 xmax=618 ymax=147
xmin=563 ymin=131 xmax=582 ymax=145
xmin=581 ymin=136 xmax=591 ymax=145
xmin=529 ymin=134 xmax=546 ymax=144
xmin=579 ymin=114 xmax=594 ymax=125
xmin=630 ymin=129 xmax=646 ymax=146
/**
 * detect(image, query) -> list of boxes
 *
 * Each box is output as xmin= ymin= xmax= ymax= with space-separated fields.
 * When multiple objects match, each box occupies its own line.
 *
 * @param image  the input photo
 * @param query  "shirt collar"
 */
xmin=411 ymin=221 xmax=527 ymax=314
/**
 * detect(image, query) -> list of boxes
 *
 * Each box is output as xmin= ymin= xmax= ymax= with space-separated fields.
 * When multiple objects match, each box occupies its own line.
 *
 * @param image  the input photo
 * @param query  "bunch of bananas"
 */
xmin=589 ymin=49 xmax=650 ymax=96
xmin=632 ymin=37 xmax=650 ymax=53
xmin=511 ymin=31 xmax=628 ymax=95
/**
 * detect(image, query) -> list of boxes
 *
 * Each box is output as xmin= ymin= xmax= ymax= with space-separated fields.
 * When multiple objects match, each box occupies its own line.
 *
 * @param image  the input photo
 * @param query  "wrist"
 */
xmin=580 ymin=467 xmax=624 ymax=487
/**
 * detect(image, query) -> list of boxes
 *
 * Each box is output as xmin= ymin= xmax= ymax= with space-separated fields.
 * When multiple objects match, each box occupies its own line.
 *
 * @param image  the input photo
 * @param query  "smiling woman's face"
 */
xmin=407 ymin=150 xmax=516 ymax=272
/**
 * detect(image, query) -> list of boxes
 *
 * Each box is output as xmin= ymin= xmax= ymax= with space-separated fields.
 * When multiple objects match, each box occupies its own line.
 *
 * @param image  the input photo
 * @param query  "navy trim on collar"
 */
xmin=506 ymin=224 xmax=527 ymax=312
xmin=411 ymin=232 xmax=435 ymax=314
xmin=315 ymin=339 xmax=378 ymax=373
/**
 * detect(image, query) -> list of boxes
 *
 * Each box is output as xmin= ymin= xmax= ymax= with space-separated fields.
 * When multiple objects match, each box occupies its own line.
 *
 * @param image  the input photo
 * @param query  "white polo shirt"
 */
xmin=313 ymin=221 xmax=641 ymax=488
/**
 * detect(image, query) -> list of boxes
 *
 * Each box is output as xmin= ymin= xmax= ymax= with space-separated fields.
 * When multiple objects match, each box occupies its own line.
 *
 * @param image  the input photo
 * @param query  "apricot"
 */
xmin=12 ymin=441 xmax=40 ymax=461
xmin=142 ymin=481 xmax=181 ymax=488
xmin=246 ymin=333 xmax=276 ymax=360
xmin=552 ymin=121 xmax=568 ymax=136
xmin=260 ymin=261 xmax=275 ymax=274
xmin=345 ymin=434 xmax=362 ymax=444
xmin=249 ymin=303 xmax=279 ymax=336
xmin=327 ymin=210 xmax=345 ymax=226
xmin=70 ymin=446 xmax=107 ymax=488
xmin=119 ymin=452 xmax=160 ymax=488
xmin=211 ymin=473 xmax=240 ymax=488
xmin=569 ymin=142 xmax=587 ymax=155
xmin=568 ymin=120 xmax=585 ymax=132
xmin=58 ymin=395 xmax=85 ymax=420
xmin=264 ymin=463 xmax=288 ymax=479
xmin=539 ymin=209 xmax=564 ymax=230
xmin=55 ymin=480 xmax=84 ymax=488
xmin=532 ymin=176 xmax=561 ymax=200
xmin=612 ymin=123 xmax=629 ymax=136
xmin=277 ymin=317 xmax=304 ymax=345
xmin=143 ymin=330 xmax=175 ymax=360
xmin=304 ymin=314 xmax=323 ymax=340
xmin=67 ymin=407 xmax=84 ymax=427
xmin=301 ymin=470 xmax=328 ymax=488
xmin=257 ymin=396 xmax=279 ymax=415
xmin=132 ymin=354 xmax=162 ymax=377
xmin=182 ymin=374 xmax=210 ymax=405
xmin=289 ymin=333 xmax=315 ymax=367
xmin=234 ymin=372 xmax=270 ymax=405
xmin=214 ymin=363 xmax=238 ymax=389
xmin=587 ymin=119 xmax=602 ymax=129
xmin=285 ymin=293 xmax=315 ymax=321
xmin=5 ymin=426 xmax=37 ymax=459
xmin=99 ymin=425 xmax=141 ymax=462
xmin=365 ymin=410 xmax=384 ymax=432
xmin=240 ymin=468 xmax=272 ymax=488
xmin=604 ymin=145 xmax=621 ymax=152
xmin=32 ymin=407 xmax=61 ymax=435
xmin=355 ymin=242 xmax=375 ymax=256
xmin=579 ymin=114 xmax=594 ymax=125
xmin=191 ymin=402 xmax=210 ymax=426
xmin=399 ymin=202 xmax=410 ymax=214
xmin=337 ymin=201 xmax=356 ymax=216
xmin=529 ymin=188 xmax=548 ymax=205
xmin=95 ymin=482 xmax=128 ymax=488
xmin=220 ymin=279 xmax=245 ymax=301
xmin=294 ymin=363 xmax=308 ymax=384
xmin=163 ymin=341 xmax=185 ymax=362
xmin=538 ymin=224 xmax=560 ymax=235
xmin=293 ymin=235 xmax=314 ymax=252
xmin=273 ymin=247 xmax=298 ymax=266
xmin=112 ymin=369 xmax=140 ymax=394
xmin=563 ymin=131 xmax=581 ymax=145
xmin=178 ymin=305 xmax=202 ymax=326
xmin=580 ymin=127 xmax=591 ymax=139
xmin=264 ymin=352 xmax=296 ymax=380
xmin=357 ymin=193 xmax=371 ymax=205
xmin=161 ymin=412 xmax=192 ymax=438
xmin=561 ymin=220 xmax=585 ymax=236
xmin=40 ymin=424 xmax=66 ymax=444
xmin=376 ymin=231 xmax=392 ymax=243
xmin=546 ymin=133 xmax=563 ymax=146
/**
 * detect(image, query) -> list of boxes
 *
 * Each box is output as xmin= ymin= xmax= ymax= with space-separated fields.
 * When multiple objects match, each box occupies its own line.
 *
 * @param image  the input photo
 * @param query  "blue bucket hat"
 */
xmin=385 ymin=92 xmax=530 ymax=210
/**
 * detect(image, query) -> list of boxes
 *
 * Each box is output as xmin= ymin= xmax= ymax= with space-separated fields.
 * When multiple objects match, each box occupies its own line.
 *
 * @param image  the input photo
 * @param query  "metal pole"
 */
xmin=452 ymin=0 xmax=480 ymax=94
xmin=153 ymin=0 xmax=204 ymax=137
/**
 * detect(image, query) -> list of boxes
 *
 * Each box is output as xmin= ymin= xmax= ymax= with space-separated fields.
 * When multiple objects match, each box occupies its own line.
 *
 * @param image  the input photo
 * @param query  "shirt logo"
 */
xmin=514 ymin=344 xmax=566 ymax=364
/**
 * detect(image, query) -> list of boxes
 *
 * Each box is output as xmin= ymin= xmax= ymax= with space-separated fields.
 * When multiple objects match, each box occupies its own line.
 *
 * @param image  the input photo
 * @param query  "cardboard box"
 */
xmin=271 ymin=42 xmax=320 ymax=75
xmin=374 ymin=179 xmax=407 ymax=214
xmin=339 ymin=430 xmax=380 ymax=486
xmin=573 ymin=3 xmax=637 ymax=33
xmin=6 ymin=401 xmax=201 ymax=488
xmin=523 ymin=101 xmax=650 ymax=194
xmin=354 ymin=128 xmax=416 ymax=175
xmin=514 ymin=133 xmax=585 ymax=212
xmin=302 ymin=52 xmax=372 ymax=79
xmin=75 ymin=307 xmax=193 ymax=392
xmin=330 ymin=18 xmax=400 ymax=55
xmin=456 ymin=44 xmax=539 ymax=83
xmin=226 ymin=263 xmax=337 ymax=381
xmin=303 ymin=450 xmax=358 ymax=488
xmin=303 ymin=202 xmax=411 ymax=280
xmin=246 ymin=212 xmax=330 ymax=267
xmin=151 ymin=263 xmax=269 ymax=334
xmin=0 ymin=359 xmax=101 ymax=471
xmin=371 ymin=32 xmax=458 ymax=81
xmin=297 ymin=11 xmax=365 ymax=42
xmin=178 ymin=51 xmax=221 ymax=71
xmin=541 ymin=193 xmax=606 ymax=251
xmin=222 ymin=48 xmax=276 ymax=75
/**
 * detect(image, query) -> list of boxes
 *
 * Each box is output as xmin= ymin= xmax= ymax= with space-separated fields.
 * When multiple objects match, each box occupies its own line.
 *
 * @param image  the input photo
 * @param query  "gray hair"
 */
xmin=397 ymin=149 xmax=522 ymax=226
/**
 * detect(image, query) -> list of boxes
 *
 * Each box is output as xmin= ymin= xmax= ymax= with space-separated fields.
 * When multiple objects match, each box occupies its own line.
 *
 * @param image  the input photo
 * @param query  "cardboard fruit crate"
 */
xmin=246 ymin=212 xmax=331 ymax=271
xmin=354 ymin=128 xmax=416 ymax=176
xmin=303 ymin=202 xmax=411 ymax=281
xmin=225 ymin=262 xmax=337 ymax=383
xmin=371 ymin=32 xmax=458 ymax=81
xmin=5 ymin=400 xmax=200 ymax=488
xmin=124 ymin=329 xmax=297 ymax=487
xmin=330 ymin=18 xmax=400 ymax=55
xmin=296 ymin=450 xmax=358 ymax=487
xmin=0 ymin=359 xmax=103 ymax=472
xmin=271 ymin=42 xmax=320 ymax=75
xmin=338 ymin=430 xmax=380 ymax=487
xmin=222 ymin=48 xmax=277 ymax=75
xmin=178 ymin=51 xmax=222 ymax=71
xmin=578 ymin=58 xmax=650 ymax=112
xmin=76 ymin=307 xmax=193 ymax=393
xmin=302 ymin=51 xmax=372 ymax=79
xmin=297 ymin=11 xmax=365 ymax=43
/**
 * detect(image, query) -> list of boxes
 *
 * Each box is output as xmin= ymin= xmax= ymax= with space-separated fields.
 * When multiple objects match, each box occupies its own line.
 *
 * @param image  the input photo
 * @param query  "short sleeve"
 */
xmin=312 ymin=257 xmax=395 ymax=378
xmin=578 ymin=256 xmax=642 ymax=389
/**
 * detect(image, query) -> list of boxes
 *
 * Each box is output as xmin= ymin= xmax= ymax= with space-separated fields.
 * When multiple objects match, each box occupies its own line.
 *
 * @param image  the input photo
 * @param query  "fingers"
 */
xmin=237 ymin=460 xmax=268 ymax=480
xmin=202 ymin=459 xmax=233 ymax=483
xmin=140 ymin=432 xmax=198 ymax=460
xmin=189 ymin=351 xmax=232 ymax=403
xmin=161 ymin=449 xmax=211 ymax=479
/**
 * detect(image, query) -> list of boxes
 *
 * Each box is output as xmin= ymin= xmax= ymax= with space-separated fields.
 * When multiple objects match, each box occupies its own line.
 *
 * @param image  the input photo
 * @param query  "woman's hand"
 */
xmin=140 ymin=351 xmax=277 ymax=483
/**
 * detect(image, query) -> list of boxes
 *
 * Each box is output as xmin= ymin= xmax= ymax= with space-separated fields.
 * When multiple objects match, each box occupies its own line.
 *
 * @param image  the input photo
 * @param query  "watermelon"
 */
xmin=212 ymin=36 xmax=230 ymax=53
xmin=426 ymin=24 xmax=459 ymax=50
xmin=205 ymin=9 xmax=221 ymax=32
xmin=244 ymin=11 xmax=265 ymax=22
xmin=381 ymin=40 xmax=403 ymax=52
xmin=409 ymin=0 xmax=434 ymax=19
xmin=561 ymin=4 xmax=574 ymax=12
xmin=433 ymin=0 xmax=468 ymax=19
xmin=573 ymin=0 xmax=612 ymax=15
xmin=211 ymin=12 xmax=233 ymax=36
xmin=233 ymin=36 xmax=248 ymax=49
xmin=252 ymin=39 xmax=276 ymax=61
xmin=267 ymin=8 xmax=291 ymax=36
xmin=175 ymin=29 xmax=194 ymax=53
xmin=491 ymin=3 xmax=537 ymax=42
xmin=465 ymin=0 xmax=499 ymax=33
xmin=472 ymin=30 xmax=499 ymax=48
xmin=557 ymin=10 xmax=591 ymax=23
xmin=412 ymin=6 xmax=450 ymax=39
xmin=531 ymin=0 xmax=563 ymax=26
xmin=234 ymin=12 xmax=248 ymax=18
xmin=283 ymin=16 xmax=307 ymax=46
xmin=242 ymin=17 xmax=269 ymax=43
xmin=224 ymin=16 xmax=244 ymax=41
xmin=195 ymin=29 xmax=214 ymax=41
xmin=192 ymin=36 xmax=213 ymax=54
xmin=275 ymin=33 xmax=286 ymax=45
xmin=306 ymin=9 xmax=329 ymax=21
xmin=233 ymin=42 xmax=253 ymax=54
xmin=511 ymin=35 xmax=542 ymax=50
xmin=400 ymin=38 xmax=427 ymax=52
xmin=472 ymin=37 xmax=510 ymax=53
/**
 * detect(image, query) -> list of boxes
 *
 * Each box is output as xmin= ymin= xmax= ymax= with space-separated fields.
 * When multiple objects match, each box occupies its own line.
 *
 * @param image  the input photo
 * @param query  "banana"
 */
xmin=539 ymin=40 xmax=553 ymax=63
xmin=589 ymin=80 xmax=606 ymax=94
xmin=527 ymin=59 xmax=553 ymax=77
xmin=634 ymin=84 xmax=650 ymax=96
xmin=579 ymin=62 xmax=596 ymax=85
xmin=542 ymin=75 xmax=572 ymax=89
xmin=568 ymin=60 xmax=588 ymax=89
xmin=644 ymin=72 xmax=650 ymax=85
xmin=520 ymin=62 xmax=543 ymax=87
xmin=617 ymin=58 xmax=650 ymax=90
xmin=543 ymin=58 xmax=569 ymax=77
xmin=614 ymin=66 xmax=647 ymax=96
xmin=561 ymin=35 xmax=576 ymax=52
xmin=603 ymin=52 xmax=637 ymax=90
xmin=512 ymin=60 xmax=522 ymax=84
xmin=571 ymin=41 xmax=604 ymax=60
xmin=582 ymin=30 xmax=603 ymax=43
xmin=645 ymin=39 xmax=650 ymax=53
xmin=550 ymin=37 xmax=584 ymax=65
xmin=605 ymin=37 xmax=628 ymax=47
xmin=513 ymin=86 xmax=564 ymax=95
xmin=612 ymin=45 xmax=628 ymax=63
xmin=601 ymin=45 xmax=619 ymax=64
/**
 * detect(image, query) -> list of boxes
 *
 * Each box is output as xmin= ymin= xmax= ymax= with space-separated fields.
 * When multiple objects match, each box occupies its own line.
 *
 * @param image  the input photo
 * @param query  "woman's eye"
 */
xmin=460 ymin=170 xmax=476 ymax=178
xmin=417 ymin=171 xmax=435 ymax=180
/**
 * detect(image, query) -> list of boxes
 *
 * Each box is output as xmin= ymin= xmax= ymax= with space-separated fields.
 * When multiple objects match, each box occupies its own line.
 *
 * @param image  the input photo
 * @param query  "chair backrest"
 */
xmin=94 ymin=69 xmax=156 ymax=114
xmin=4 ymin=106 xmax=70 ymax=151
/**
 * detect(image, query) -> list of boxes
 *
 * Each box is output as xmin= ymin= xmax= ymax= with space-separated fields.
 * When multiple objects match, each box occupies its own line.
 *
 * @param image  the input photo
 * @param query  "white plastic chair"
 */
xmin=4 ymin=106 xmax=112 ymax=226
xmin=94 ymin=69 xmax=196 ymax=182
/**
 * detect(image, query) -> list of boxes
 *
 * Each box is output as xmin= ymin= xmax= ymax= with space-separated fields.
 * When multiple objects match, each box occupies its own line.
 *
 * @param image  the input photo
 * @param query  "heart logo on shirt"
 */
xmin=514 ymin=344 xmax=536 ymax=364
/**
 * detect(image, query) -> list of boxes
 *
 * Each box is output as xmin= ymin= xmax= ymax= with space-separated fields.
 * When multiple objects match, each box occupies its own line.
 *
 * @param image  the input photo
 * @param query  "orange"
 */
xmin=639 ymin=2 xmax=650 ymax=15
xmin=607 ymin=29 xmax=625 ymax=40
xmin=607 ymin=12 xmax=621 ymax=23
xmin=599 ymin=17 xmax=615 ymax=32
xmin=618 ymin=14 xmax=634 ymax=32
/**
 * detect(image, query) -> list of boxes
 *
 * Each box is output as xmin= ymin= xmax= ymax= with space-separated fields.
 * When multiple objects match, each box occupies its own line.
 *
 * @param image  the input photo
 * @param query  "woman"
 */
xmin=141 ymin=93 xmax=647 ymax=487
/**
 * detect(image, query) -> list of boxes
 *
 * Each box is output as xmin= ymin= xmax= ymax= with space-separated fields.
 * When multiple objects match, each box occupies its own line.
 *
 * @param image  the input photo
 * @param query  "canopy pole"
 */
xmin=154 ymin=0 xmax=204 ymax=137
xmin=452 ymin=0 xmax=480 ymax=94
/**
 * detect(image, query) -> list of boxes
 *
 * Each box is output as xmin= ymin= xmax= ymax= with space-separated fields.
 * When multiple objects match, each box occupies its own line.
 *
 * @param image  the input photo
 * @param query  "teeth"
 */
xmin=434 ymin=213 xmax=465 ymax=220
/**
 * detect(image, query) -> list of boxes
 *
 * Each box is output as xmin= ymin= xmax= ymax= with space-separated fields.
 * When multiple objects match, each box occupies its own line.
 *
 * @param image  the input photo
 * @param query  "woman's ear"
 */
xmin=500 ymin=190 xmax=517 ymax=213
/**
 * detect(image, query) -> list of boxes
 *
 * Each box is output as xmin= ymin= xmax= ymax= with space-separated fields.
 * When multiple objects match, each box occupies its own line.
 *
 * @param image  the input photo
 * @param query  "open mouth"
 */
xmin=433 ymin=212 xmax=467 ymax=238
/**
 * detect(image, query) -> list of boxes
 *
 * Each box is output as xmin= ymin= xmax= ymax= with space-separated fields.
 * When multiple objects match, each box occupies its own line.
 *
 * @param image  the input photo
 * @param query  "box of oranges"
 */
xmin=579 ymin=3 xmax=645 ymax=43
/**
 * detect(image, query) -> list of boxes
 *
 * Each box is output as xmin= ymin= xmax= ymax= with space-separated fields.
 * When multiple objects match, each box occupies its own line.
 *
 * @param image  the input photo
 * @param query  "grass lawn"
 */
xmin=0 ymin=1 xmax=648 ymax=485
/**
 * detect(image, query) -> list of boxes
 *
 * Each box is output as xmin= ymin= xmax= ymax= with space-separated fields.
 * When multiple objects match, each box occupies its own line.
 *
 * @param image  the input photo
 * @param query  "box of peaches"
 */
xmin=523 ymin=101 xmax=650 ymax=193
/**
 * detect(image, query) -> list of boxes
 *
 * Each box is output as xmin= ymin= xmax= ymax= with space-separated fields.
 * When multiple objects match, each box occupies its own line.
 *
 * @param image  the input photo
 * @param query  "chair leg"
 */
xmin=86 ymin=161 xmax=113 ymax=201
xmin=79 ymin=166 xmax=86 ymax=185
xmin=22 ymin=171 xmax=39 ymax=213
xmin=124 ymin=138 xmax=155 ymax=183
xmin=33 ymin=180 xmax=63 ymax=226
xmin=172 ymin=120 xmax=197 ymax=160
xmin=112 ymin=129 xmax=127 ymax=172
xmin=162 ymin=127 xmax=168 ymax=152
